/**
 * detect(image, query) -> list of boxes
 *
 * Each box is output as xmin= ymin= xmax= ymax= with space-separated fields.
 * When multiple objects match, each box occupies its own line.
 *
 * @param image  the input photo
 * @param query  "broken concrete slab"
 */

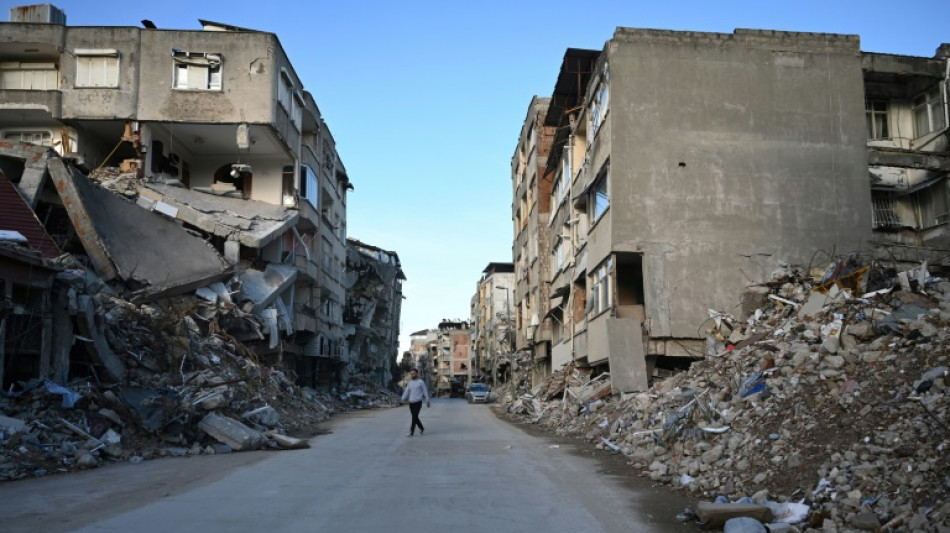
xmin=239 ymin=263 xmax=297 ymax=313
xmin=48 ymin=159 xmax=230 ymax=295
xmin=138 ymin=183 xmax=298 ymax=250
xmin=198 ymin=413 xmax=264 ymax=451
xmin=76 ymin=294 xmax=127 ymax=382
xmin=268 ymin=433 xmax=310 ymax=450
xmin=695 ymin=502 xmax=774 ymax=530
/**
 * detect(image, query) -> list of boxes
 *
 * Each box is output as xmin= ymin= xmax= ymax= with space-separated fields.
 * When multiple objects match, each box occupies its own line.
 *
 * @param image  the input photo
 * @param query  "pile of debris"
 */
xmin=503 ymin=260 xmax=950 ymax=532
xmin=0 ymin=155 xmax=400 ymax=482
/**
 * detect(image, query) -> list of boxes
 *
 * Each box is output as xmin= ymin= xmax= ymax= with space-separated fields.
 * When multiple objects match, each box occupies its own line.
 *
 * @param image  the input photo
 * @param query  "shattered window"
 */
xmin=590 ymin=63 xmax=609 ymax=136
xmin=75 ymin=50 xmax=118 ymax=88
xmin=865 ymin=100 xmax=888 ymax=140
xmin=278 ymin=69 xmax=293 ymax=111
xmin=913 ymin=87 xmax=946 ymax=138
xmin=172 ymin=51 xmax=221 ymax=91
xmin=3 ymin=130 xmax=52 ymax=147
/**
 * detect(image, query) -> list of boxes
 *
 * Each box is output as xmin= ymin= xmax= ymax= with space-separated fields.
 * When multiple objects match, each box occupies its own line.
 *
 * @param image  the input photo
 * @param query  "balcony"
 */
xmin=0 ymin=88 xmax=62 ymax=119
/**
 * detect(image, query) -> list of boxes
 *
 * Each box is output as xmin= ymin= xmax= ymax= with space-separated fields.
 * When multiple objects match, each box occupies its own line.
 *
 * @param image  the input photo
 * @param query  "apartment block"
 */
xmin=511 ymin=97 xmax=555 ymax=388
xmin=0 ymin=5 xmax=359 ymax=388
xmin=541 ymin=29 xmax=885 ymax=392
xmin=470 ymin=262 xmax=515 ymax=383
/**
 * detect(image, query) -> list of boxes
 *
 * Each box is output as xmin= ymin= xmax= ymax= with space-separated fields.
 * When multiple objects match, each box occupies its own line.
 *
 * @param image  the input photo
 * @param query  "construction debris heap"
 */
xmin=502 ymin=260 xmax=950 ymax=532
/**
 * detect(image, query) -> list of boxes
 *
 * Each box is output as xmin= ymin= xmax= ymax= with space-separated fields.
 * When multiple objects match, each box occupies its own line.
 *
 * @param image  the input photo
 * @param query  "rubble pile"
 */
xmin=503 ymin=261 xmax=950 ymax=532
xmin=0 ymin=259 xmax=394 ymax=482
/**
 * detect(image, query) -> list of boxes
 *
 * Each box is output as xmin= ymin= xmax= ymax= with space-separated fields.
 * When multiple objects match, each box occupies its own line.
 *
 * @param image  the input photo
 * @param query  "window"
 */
xmin=913 ymin=87 xmax=946 ymax=138
xmin=871 ymin=192 xmax=900 ymax=229
xmin=588 ymin=257 xmax=614 ymax=316
xmin=75 ymin=49 xmax=118 ymax=88
xmin=591 ymin=163 xmax=610 ymax=222
xmin=300 ymin=165 xmax=319 ymax=209
xmin=866 ymin=100 xmax=888 ymax=140
xmin=172 ymin=52 xmax=221 ymax=91
xmin=0 ymin=62 xmax=57 ymax=90
xmin=554 ymin=151 xmax=571 ymax=206
xmin=590 ymin=63 xmax=609 ymax=136
xmin=278 ymin=69 xmax=293 ymax=111
xmin=291 ymin=93 xmax=304 ymax=131
xmin=3 ymin=130 xmax=52 ymax=147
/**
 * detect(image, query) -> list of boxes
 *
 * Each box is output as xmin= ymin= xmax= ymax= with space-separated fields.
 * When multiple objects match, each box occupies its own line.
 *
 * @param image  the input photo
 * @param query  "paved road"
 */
xmin=0 ymin=399 xmax=691 ymax=533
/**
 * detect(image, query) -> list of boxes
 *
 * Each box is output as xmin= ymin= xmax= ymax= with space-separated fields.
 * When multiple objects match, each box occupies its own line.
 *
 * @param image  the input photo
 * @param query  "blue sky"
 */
xmin=6 ymin=0 xmax=947 ymax=354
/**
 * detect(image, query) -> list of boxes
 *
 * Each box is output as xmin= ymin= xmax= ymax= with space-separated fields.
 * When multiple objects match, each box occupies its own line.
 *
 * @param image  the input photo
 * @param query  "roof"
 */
xmin=482 ymin=262 xmax=514 ymax=274
xmin=543 ymin=48 xmax=601 ymax=176
xmin=0 ymin=171 xmax=60 ymax=259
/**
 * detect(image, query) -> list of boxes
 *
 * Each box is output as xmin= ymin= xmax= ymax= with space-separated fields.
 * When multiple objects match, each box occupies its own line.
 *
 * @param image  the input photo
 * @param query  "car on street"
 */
xmin=466 ymin=383 xmax=491 ymax=403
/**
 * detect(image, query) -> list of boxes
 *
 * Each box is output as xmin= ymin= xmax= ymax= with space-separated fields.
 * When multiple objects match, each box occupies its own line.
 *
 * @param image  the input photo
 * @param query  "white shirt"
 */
xmin=401 ymin=378 xmax=429 ymax=403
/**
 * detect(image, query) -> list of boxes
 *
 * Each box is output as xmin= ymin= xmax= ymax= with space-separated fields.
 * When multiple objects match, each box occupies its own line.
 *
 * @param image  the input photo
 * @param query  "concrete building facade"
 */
xmin=510 ymin=97 xmax=555 ymax=388
xmin=470 ymin=262 xmax=515 ymax=383
xmin=540 ymin=29 xmax=879 ymax=392
xmin=0 ymin=6 xmax=360 ymax=388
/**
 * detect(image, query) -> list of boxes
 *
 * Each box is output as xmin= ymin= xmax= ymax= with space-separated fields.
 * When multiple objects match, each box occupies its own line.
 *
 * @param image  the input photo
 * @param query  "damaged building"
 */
xmin=526 ymin=29 xmax=896 ymax=393
xmin=0 ymin=5 xmax=367 ymax=390
xmin=343 ymin=239 xmax=404 ymax=388
xmin=864 ymin=44 xmax=950 ymax=258
xmin=470 ymin=262 xmax=514 ymax=384
xmin=510 ymin=97 xmax=555 ymax=388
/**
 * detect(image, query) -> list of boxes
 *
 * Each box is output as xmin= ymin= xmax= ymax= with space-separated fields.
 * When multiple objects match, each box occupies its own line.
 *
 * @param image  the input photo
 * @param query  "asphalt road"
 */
xmin=0 ymin=399 xmax=694 ymax=533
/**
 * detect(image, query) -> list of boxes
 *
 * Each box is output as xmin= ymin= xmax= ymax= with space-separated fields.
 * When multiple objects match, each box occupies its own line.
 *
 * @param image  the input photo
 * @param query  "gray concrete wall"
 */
xmin=136 ymin=30 xmax=277 ymax=125
xmin=606 ymin=29 xmax=872 ymax=337
xmin=60 ymin=27 xmax=140 ymax=119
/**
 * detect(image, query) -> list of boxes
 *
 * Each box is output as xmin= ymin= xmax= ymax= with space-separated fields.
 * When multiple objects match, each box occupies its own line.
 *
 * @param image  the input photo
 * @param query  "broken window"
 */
xmin=591 ymin=162 xmax=610 ymax=222
xmin=871 ymin=192 xmax=901 ymax=229
xmin=590 ymin=63 xmax=609 ymax=136
xmin=588 ymin=257 xmax=614 ymax=317
xmin=913 ymin=87 xmax=946 ymax=138
xmin=865 ymin=100 xmax=889 ymax=140
xmin=172 ymin=51 xmax=222 ymax=91
xmin=0 ymin=61 xmax=57 ymax=90
xmin=916 ymin=179 xmax=950 ymax=228
xmin=75 ymin=49 xmax=119 ymax=88
xmin=554 ymin=238 xmax=566 ymax=273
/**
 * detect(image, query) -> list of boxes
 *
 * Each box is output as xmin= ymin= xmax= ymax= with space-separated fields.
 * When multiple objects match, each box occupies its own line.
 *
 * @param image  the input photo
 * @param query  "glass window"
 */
xmin=0 ymin=62 xmax=57 ymax=90
xmin=588 ymin=257 xmax=614 ymax=316
xmin=591 ymin=163 xmax=610 ymax=222
xmin=913 ymin=87 xmax=946 ymax=138
xmin=865 ymin=101 xmax=888 ymax=140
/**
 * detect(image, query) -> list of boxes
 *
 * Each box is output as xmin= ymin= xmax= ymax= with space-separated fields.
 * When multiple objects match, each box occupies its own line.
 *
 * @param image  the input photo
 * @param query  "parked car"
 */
xmin=466 ymin=383 xmax=491 ymax=403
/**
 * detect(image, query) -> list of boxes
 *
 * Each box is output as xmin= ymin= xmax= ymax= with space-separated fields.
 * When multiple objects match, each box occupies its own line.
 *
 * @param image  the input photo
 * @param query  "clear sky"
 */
xmin=6 ymin=0 xmax=947 ymax=354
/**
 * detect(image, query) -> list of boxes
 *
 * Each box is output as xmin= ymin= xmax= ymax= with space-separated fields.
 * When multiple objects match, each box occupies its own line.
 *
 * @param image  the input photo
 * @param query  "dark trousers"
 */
xmin=408 ymin=401 xmax=424 ymax=434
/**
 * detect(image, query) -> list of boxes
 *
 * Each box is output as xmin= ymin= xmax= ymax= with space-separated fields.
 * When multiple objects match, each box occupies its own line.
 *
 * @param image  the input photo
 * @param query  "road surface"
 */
xmin=0 ymin=399 xmax=694 ymax=533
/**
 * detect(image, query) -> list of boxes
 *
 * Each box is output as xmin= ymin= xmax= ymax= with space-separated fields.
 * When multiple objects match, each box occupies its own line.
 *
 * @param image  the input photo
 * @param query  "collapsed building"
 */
xmin=343 ymin=239 xmax=405 ymax=388
xmin=512 ymin=28 xmax=949 ymax=393
xmin=0 ymin=5 xmax=377 ymax=389
xmin=0 ymin=5 xmax=405 ymax=478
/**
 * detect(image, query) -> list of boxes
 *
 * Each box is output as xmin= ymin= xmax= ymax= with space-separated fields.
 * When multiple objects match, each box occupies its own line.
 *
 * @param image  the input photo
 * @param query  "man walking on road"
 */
xmin=401 ymin=368 xmax=430 ymax=436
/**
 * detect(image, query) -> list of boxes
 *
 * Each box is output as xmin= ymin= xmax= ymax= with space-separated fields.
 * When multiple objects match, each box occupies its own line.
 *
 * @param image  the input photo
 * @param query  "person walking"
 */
xmin=401 ymin=368 xmax=430 ymax=436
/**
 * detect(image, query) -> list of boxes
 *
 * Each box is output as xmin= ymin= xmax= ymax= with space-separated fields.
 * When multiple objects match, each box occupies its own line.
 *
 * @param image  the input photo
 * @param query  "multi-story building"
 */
xmin=541 ymin=29 xmax=879 ymax=392
xmin=470 ymin=262 xmax=514 ymax=384
xmin=408 ymin=328 xmax=436 ymax=390
xmin=510 ymin=97 xmax=555 ymax=387
xmin=864 ymin=44 xmax=950 ymax=258
xmin=0 ymin=5 xmax=354 ymax=388
xmin=432 ymin=320 xmax=471 ymax=396
xmin=343 ymin=239 xmax=405 ymax=387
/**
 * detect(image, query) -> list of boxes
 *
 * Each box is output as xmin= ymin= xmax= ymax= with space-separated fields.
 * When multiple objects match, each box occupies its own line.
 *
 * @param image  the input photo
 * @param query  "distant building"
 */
xmin=470 ymin=262 xmax=515 ymax=383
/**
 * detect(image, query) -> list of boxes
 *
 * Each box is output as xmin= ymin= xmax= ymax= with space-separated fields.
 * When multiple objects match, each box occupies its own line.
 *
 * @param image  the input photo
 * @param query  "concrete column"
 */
xmin=50 ymin=287 xmax=73 ymax=383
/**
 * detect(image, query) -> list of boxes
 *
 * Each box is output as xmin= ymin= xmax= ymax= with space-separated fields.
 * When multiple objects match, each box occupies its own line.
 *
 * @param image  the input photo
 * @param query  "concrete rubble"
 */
xmin=0 ymin=159 xmax=399 ymax=481
xmin=502 ymin=259 xmax=950 ymax=532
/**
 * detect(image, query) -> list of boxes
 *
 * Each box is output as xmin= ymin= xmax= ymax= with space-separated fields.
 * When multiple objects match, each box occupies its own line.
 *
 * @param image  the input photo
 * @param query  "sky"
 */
xmin=4 ymin=0 xmax=947 ymax=354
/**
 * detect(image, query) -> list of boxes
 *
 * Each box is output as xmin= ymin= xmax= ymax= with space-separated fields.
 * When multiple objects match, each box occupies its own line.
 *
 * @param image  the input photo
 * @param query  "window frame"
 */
xmin=74 ymin=49 xmax=119 ymax=89
xmin=171 ymin=51 xmax=222 ymax=92
xmin=588 ymin=256 xmax=614 ymax=317
xmin=913 ymin=87 xmax=946 ymax=138
xmin=865 ymin=100 xmax=889 ymax=140
xmin=590 ymin=162 xmax=610 ymax=223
